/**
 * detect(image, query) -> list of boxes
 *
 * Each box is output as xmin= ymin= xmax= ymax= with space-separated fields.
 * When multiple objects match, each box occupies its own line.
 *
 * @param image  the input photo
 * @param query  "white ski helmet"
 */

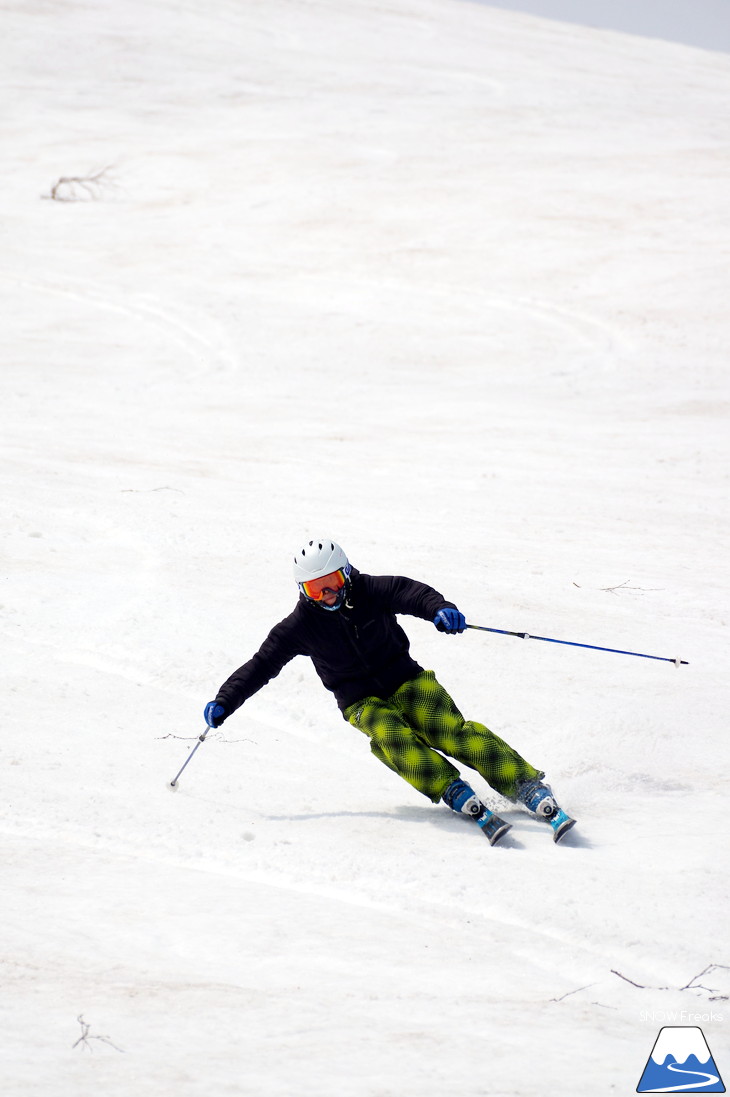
xmin=293 ymin=538 xmax=349 ymax=584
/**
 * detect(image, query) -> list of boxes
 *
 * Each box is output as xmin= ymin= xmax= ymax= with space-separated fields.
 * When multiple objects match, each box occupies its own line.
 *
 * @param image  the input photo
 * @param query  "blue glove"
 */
xmin=204 ymin=701 xmax=227 ymax=728
xmin=433 ymin=608 xmax=466 ymax=634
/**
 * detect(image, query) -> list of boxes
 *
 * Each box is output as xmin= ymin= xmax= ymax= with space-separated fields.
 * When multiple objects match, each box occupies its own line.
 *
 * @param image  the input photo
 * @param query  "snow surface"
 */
xmin=1 ymin=0 xmax=729 ymax=1094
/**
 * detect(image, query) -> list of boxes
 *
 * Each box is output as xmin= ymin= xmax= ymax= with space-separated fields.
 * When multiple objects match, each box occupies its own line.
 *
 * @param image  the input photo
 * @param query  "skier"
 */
xmin=204 ymin=538 xmax=574 ymax=843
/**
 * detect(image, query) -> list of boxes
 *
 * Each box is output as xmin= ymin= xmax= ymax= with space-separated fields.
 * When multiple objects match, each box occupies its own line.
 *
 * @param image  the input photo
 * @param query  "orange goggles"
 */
xmin=301 ymin=568 xmax=347 ymax=601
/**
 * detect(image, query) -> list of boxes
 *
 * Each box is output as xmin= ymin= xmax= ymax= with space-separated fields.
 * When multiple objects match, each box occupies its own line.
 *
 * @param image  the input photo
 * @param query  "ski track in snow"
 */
xmin=0 ymin=271 xmax=241 ymax=381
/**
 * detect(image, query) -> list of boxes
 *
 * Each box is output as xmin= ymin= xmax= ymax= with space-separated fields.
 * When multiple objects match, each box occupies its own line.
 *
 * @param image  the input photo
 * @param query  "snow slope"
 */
xmin=1 ymin=0 xmax=729 ymax=1094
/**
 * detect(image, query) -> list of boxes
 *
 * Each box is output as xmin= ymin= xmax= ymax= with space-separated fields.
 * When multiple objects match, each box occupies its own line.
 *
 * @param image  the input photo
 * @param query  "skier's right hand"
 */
xmin=204 ymin=701 xmax=227 ymax=728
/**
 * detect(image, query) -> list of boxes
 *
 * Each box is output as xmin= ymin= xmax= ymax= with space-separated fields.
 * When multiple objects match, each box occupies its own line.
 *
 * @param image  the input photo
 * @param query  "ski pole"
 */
xmin=169 ymin=727 xmax=212 ymax=789
xmin=465 ymin=624 xmax=688 ymax=666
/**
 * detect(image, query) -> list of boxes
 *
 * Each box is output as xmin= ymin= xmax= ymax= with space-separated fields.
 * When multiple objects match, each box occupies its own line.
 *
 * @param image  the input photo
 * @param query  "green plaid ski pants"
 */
xmin=344 ymin=669 xmax=541 ymax=804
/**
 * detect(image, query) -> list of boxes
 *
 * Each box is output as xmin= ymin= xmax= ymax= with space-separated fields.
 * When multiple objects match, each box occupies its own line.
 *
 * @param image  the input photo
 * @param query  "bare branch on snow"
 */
xmin=611 ymin=964 xmax=729 ymax=1000
xmin=72 ymin=1014 xmax=124 ymax=1053
xmin=572 ymin=579 xmax=664 ymax=594
xmin=43 ymin=166 xmax=116 ymax=202
xmin=156 ymin=732 xmax=256 ymax=744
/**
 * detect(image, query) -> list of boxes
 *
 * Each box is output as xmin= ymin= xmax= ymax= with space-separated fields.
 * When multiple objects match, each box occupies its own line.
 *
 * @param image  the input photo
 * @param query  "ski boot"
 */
xmin=442 ymin=778 xmax=511 ymax=846
xmin=516 ymin=776 xmax=576 ymax=843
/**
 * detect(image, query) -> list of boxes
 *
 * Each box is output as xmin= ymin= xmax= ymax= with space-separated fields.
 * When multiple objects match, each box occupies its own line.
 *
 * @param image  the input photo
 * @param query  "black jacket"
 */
xmin=214 ymin=569 xmax=456 ymax=715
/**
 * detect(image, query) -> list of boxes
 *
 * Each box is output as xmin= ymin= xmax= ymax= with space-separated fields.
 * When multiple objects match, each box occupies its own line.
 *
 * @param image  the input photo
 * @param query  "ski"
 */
xmin=473 ymin=805 xmax=512 ymax=846
xmin=464 ymin=805 xmax=575 ymax=845
xmin=547 ymin=808 xmax=577 ymax=843
xmin=444 ymin=779 xmax=573 ymax=846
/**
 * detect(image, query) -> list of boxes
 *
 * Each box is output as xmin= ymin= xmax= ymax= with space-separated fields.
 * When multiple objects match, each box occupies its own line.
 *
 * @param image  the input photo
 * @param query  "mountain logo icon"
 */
xmin=637 ymin=1026 xmax=725 ymax=1092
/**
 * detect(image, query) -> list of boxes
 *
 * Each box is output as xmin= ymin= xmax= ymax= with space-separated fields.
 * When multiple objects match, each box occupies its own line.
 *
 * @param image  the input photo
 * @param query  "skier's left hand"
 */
xmin=433 ymin=608 xmax=466 ymax=634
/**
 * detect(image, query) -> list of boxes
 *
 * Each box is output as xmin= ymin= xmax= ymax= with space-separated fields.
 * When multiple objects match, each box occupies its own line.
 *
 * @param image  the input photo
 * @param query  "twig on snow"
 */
xmin=572 ymin=579 xmax=664 ymax=594
xmin=599 ymin=579 xmax=664 ymax=595
xmin=611 ymin=969 xmax=654 ymax=989
xmin=156 ymin=732 xmax=255 ymax=745
xmin=43 ymin=166 xmax=116 ymax=202
xmin=549 ymin=983 xmax=617 ymax=1011
xmin=612 ymin=964 xmax=729 ymax=1000
xmin=550 ymin=983 xmax=597 ymax=1002
xmin=72 ymin=1015 xmax=124 ymax=1053
xmin=680 ymin=964 xmax=730 ymax=1001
